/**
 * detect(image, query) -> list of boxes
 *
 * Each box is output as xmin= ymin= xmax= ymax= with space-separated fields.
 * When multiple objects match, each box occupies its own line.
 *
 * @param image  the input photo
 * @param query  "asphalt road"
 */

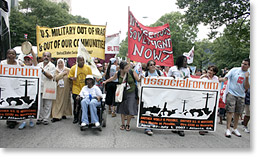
xmin=0 ymin=105 xmax=250 ymax=149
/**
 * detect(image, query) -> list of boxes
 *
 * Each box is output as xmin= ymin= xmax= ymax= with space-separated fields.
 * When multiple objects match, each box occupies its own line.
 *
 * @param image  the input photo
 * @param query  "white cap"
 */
xmin=86 ymin=75 xmax=94 ymax=80
xmin=110 ymin=58 xmax=116 ymax=64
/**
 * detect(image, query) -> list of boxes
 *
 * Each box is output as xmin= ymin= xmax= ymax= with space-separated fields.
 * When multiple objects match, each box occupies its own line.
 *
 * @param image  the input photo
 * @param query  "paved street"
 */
xmin=0 ymin=105 xmax=250 ymax=149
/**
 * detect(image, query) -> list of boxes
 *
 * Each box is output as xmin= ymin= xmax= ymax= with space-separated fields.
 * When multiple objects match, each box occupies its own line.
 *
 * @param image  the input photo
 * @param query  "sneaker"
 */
xmin=42 ymin=120 xmax=49 ymax=125
xmin=18 ymin=122 xmax=26 ymax=130
xmin=95 ymin=122 xmax=100 ymax=127
xmin=145 ymin=129 xmax=153 ymax=136
xmin=29 ymin=121 xmax=35 ymax=128
xmin=36 ymin=119 xmax=42 ymax=125
xmin=243 ymin=126 xmax=250 ymax=133
xmin=225 ymin=129 xmax=232 ymax=138
xmin=81 ymin=122 xmax=87 ymax=127
xmin=232 ymin=128 xmax=242 ymax=137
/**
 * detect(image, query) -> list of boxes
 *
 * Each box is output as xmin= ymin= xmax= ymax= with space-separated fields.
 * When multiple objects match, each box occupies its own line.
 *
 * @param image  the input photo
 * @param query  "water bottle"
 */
xmin=89 ymin=94 xmax=92 ymax=101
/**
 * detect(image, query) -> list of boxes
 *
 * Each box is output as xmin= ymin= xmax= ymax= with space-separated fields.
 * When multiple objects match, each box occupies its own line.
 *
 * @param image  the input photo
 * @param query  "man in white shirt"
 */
xmin=37 ymin=52 xmax=56 ymax=125
xmin=219 ymin=58 xmax=250 ymax=138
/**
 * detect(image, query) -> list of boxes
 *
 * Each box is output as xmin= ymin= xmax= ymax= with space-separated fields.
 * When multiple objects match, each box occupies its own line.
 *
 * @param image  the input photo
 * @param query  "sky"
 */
xmin=71 ymin=0 xmax=211 ymax=42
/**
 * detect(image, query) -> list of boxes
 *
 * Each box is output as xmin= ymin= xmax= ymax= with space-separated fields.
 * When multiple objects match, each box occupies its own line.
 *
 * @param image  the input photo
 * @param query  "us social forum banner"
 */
xmin=137 ymin=77 xmax=220 ymax=131
xmin=128 ymin=10 xmax=174 ymax=66
xmin=0 ymin=64 xmax=41 ymax=120
xmin=36 ymin=24 xmax=106 ymax=59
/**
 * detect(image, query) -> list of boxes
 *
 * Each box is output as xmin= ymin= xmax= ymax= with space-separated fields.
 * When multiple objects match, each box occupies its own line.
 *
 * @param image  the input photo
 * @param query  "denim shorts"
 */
xmin=225 ymin=93 xmax=245 ymax=114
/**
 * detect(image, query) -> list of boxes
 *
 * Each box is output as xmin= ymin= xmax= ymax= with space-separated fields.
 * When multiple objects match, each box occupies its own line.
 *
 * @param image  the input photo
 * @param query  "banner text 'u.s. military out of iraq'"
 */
xmin=36 ymin=24 xmax=106 ymax=59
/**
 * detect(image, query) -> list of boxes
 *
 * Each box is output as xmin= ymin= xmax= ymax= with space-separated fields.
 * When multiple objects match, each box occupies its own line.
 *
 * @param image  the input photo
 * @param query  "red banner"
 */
xmin=128 ymin=10 xmax=174 ymax=66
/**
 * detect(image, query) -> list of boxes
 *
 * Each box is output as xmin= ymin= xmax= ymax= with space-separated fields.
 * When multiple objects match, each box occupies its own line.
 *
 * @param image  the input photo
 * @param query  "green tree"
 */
xmin=193 ymin=40 xmax=212 ymax=70
xmin=176 ymin=0 xmax=250 ymax=38
xmin=210 ymin=19 xmax=250 ymax=70
xmin=9 ymin=0 xmax=90 ymax=48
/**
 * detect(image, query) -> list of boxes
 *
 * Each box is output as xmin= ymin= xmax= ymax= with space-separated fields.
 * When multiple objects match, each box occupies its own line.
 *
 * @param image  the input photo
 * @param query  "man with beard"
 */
xmin=36 ymin=52 xmax=56 ymax=125
xmin=68 ymin=56 xmax=92 ymax=124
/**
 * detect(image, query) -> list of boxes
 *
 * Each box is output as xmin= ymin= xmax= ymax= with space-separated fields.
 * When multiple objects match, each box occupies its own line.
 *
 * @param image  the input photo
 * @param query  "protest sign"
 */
xmin=128 ymin=10 xmax=174 ymax=66
xmin=105 ymin=33 xmax=120 ymax=54
xmin=36 ymin=24 xmax=106 ymax=59
xmin=183 ymin=46 xmax=194 ymax=64
xmin=0 ymin=64 xmax=41 ymax=120
xmin=137 ymin=77 xmax=220 ymax=131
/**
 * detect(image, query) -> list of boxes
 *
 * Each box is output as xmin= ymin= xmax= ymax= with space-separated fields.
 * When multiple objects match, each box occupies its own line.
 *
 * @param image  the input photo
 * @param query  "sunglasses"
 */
xmin=149 ymin=64 xmax=155 ymax=66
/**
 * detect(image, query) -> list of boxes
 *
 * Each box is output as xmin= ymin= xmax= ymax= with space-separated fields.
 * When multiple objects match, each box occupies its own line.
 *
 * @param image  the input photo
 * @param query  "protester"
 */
xmin=0 ymin=49 xmax=21 ymax=129
xmin=243 ymin=88 xmax=250 ymax=133
xmin=36 ymin=52 xmax=56 ymax=125
xmin=95 ymin=63 xmax=105 ymax=92
xmin=168 ymin=55 xmax=190 ymax=79
xmin=104 ymin=58 xmax=118 ymax=117
xmin=145 ymin=60 xmax=162 ymax=77
xmin=78 ymin=75 xmax=103 ymax=127
xmin=18 ymin=49 xmax=38 ymax=129
xmin=143 ymin=60 xmax=162 ymax=135
xmin=199 ymin=65 xmax=219 ymax=135
xmin=168 ymin=55 xmax=190 ymax=137
xmin=51 ymin=59 xmax=72 ymax=123
xmin=103 ymin=61 xmax=140 ymax=131
xmin=68 ymin=56 xmax=92 ymax=124
xmin=219 ymin=58 xmax=250 ymax=138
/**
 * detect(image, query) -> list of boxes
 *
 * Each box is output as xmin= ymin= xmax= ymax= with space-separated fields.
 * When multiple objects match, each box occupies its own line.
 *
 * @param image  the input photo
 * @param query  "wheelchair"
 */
xmin=75 ymin=94 xmax=107 ymax=131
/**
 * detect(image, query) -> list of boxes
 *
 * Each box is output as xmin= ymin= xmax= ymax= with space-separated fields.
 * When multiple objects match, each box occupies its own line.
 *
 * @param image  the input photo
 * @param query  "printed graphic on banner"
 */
xmin=36 ymin=24 xmax=106 ymax=59
xmin=105 ymin=33 xmax=120 ymax=54
xmin=137 ymin=77 xmax=220 ymax=131
xmin=0 ymin=64 xmax=41 ymax=120
xmin=128 ymin=10 xmax=174 ymax=66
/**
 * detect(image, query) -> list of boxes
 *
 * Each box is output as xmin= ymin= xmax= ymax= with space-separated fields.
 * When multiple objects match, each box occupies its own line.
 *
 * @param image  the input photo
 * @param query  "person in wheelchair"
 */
xmin=78 ymin=75 xmax=103 ymax=128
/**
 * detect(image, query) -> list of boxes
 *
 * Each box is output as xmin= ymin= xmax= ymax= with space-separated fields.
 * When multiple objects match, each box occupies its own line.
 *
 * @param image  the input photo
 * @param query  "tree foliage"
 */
xmin=176 ymin=0 xmax=250 ymax=38
xmin=210 ymin=19 xmax=250 ymax=70
xmin=9 ymin=0 xmax=90 ymax=48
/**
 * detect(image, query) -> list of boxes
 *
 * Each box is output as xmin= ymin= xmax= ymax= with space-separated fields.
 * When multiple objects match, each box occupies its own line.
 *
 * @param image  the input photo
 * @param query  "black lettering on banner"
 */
xmin=54 ymin=40 xmax=61 ymax=49
xmin=40 ymin=30 xmax=45 ymax=38
xmin=43 ymin=41 xmax=53 ymax=50
xmin=88 ymin=27 xmax=94 ymax=34
xmin=77 ymin=26 xmax=88 ymax=34
xmin=45 ymin=30 xmax=49 ymax=38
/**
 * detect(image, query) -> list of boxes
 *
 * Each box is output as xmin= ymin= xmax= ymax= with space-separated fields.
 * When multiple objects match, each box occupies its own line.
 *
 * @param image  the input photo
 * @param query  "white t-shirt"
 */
xmin=79 ymin=85 xmax=102 ymax=99
xmin=167 ymin=66 xmax=190 ymax=78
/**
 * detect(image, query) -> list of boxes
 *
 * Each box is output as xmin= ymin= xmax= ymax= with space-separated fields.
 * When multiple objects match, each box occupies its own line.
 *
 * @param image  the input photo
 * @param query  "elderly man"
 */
xmin=36 ymin=52 xmax=56 ymax=125
xmin=68 ymin=56 xmax=92 ymax=124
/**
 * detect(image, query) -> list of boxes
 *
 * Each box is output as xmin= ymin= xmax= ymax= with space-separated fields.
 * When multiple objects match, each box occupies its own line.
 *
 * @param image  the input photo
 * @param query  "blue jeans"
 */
xmin=81 ymin=98 xmax=101 ymax=124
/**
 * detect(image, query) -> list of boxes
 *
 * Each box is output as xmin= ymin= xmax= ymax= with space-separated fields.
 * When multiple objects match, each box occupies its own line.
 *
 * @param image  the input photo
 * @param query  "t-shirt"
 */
xmin=110 ymin=64 xmax=118 ymax=82
xmin=225 ymin=67 xmax=250 ymax=98
xmin=79 ymin=85 xmax=102 ymax=99
xmin=167 ymin=66 xmax=190 ymax=78
xmin=202 ymin=75 xmax=219 ymax=81
xmin=68 ymin=64 xmax=92 ymax=95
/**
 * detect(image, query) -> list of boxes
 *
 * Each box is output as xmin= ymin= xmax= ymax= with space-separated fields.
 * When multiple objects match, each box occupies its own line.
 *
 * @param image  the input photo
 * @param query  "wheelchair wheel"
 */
xmin=102 ymin=107 xmax=107 ymax=127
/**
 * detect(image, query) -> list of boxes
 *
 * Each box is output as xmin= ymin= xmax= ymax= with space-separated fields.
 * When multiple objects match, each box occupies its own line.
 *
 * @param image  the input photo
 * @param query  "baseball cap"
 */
xmin=24 ymin=55 xmax=33 ymax=60
xmin=96 ymin=63 xmax=102 ymax=68
xmin=86 ymin=75 xmax=94 ymax=80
